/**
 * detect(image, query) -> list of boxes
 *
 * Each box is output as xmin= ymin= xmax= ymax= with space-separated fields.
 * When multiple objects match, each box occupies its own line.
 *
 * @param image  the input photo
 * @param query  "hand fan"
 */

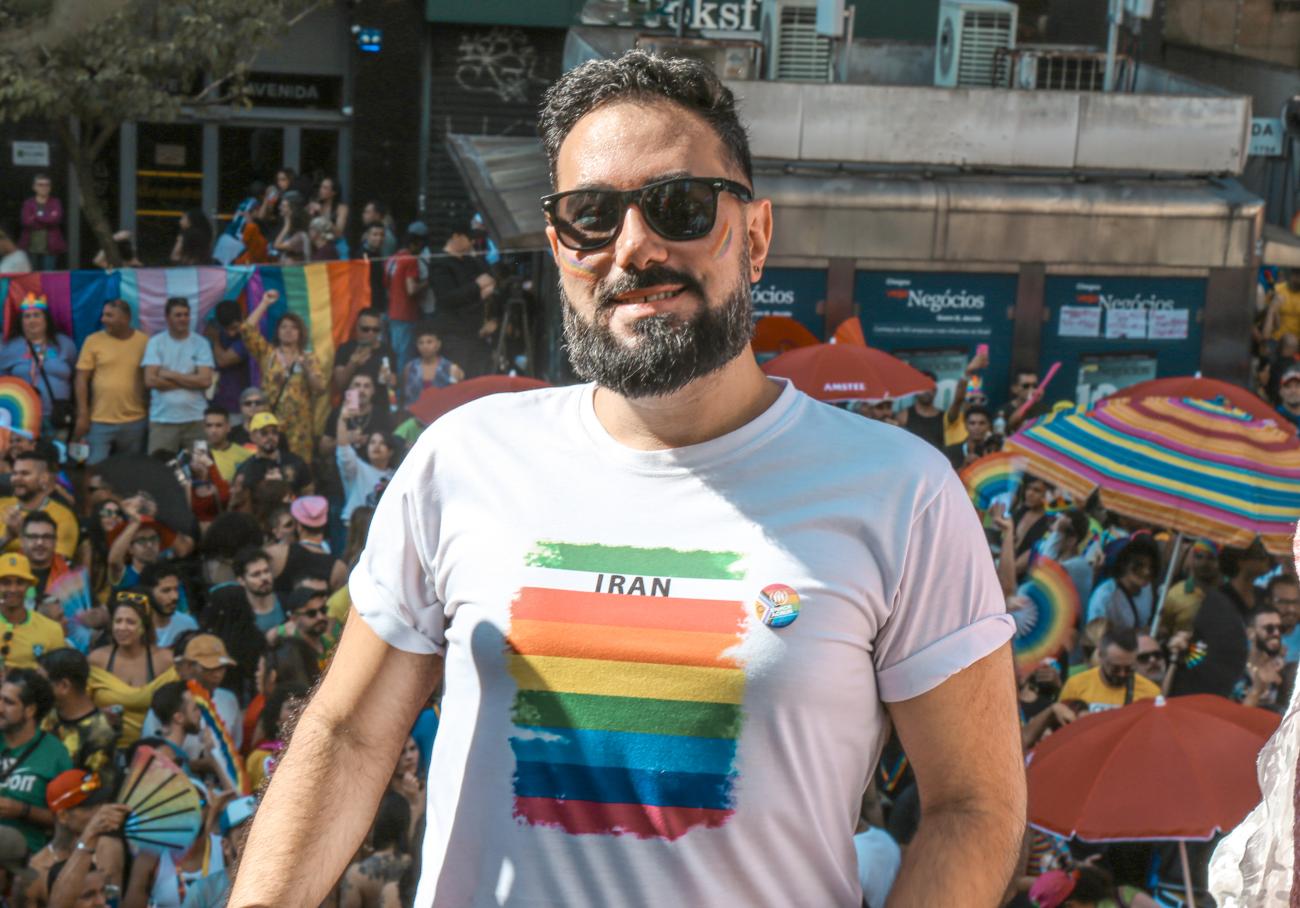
xmin=117 ymin=745 xmax=203 ymax=853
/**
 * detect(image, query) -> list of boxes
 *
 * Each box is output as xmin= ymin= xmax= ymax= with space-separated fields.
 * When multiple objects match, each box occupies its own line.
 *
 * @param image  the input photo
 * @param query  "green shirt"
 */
xmin=0 ymin=730 xmax=72 ymax=852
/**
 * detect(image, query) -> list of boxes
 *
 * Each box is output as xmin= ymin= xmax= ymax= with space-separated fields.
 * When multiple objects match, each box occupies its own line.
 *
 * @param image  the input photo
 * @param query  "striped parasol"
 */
xmin=1004 ymin=397 xmax=1300 ymax=556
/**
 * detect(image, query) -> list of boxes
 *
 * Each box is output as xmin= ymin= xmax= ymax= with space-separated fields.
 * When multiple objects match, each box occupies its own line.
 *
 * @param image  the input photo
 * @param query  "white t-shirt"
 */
xmin=141 ymin=331 xmax=214 ymax=423
xmin=352 ymin=380 xmax=1013 ymax=908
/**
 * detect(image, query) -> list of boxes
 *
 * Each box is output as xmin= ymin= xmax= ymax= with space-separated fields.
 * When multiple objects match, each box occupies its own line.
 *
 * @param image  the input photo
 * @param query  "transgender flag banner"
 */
xmin=0 ymin=261 xmax=370 ymax=370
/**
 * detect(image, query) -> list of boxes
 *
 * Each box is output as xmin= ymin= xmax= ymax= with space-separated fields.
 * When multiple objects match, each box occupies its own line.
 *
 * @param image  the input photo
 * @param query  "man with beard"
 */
xmin=1058 ymin=627 xmax=1160 ymax=712
xmin=1157 ymin=539 xmax=1221 ymax=638
xmin=232 ymin=413 xmax=311 ymax=505
xmin=0 ymin=444 xmax=78 ymax=560
xmin=137 ymin=680 xmax=203 ymax=776
xmin=1234 ymin=606 xmax=1287 ymax=712
xmin=234 ymin=51 xmax=1022 ymax=908
xmin=0 ymin=554 xmax=65 ymax=670
xmin=0 ymin=669 xmax=70 ymax=852
xmin=271 ymin=587 xmax=336 ymax=670
xmin=137 ymin=563 xmax=197 ymax=649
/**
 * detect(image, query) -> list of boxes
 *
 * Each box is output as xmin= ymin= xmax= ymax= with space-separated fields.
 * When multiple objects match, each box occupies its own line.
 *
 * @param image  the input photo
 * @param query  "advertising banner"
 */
xmin=855 ymin=270 xmax=1017 ymax=407
xmin=752 ymin=267 xmax=826 ymax=338
xmin=1040 ymin=276 xmax=1205 ymax=408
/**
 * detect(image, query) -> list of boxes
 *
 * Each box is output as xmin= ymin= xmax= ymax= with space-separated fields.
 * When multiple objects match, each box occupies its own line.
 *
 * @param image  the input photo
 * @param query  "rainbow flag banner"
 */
xmin=1013 ymin=557 xmax=1080 ymax=672
xmin=508 ymin=541 xmax=749 ymax=841
xmin=959 ymin=450 xmax=1029 ymax=513
xmin=0 ymin=262 xmax=370 ymax=369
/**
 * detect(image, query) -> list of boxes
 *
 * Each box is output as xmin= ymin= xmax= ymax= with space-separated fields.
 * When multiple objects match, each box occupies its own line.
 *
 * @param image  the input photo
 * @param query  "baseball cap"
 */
xmin=1281 ymin=363 xmax=1300 ymax=384
xmin=249 ymin=412 xmax=280 ymax=432
xmin=287 ymin=586 xmax=327 ymax=614
xmin=46 ymin=770 xmax=105 ymax=812
xmin=182 ymin=634 xmax=237 ymax=669
xmin=0 ymin=553 xmax=36 ymax=584
xmin=290 ymin=496 xmax=328 ymax=528
xmin=220 ymin=795 xmax=258 ymax=835
xmin=406 ymin=220 xmax=429 ymax=237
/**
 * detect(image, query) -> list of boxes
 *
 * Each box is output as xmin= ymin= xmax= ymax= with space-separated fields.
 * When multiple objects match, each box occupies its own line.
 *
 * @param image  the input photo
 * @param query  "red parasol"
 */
xmin=751 ymin=316 xmax=818 ymax=355
xmin=407 ymin=375 xmax=551 ymax=425
xmin=1103 ymin=376 xmax=1277 ymax=424
xmin=1028 ymin=695 xmax=1279 ymax=903
xmin=831 ymin=318 xmax=867 ymax=346
xmin=760 ymin=343 xmax=934 ymax=402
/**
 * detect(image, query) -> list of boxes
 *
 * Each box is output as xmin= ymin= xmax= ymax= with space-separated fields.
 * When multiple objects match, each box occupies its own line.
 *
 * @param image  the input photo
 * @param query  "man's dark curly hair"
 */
xmin=538 ymin=49 xmax=753 ymax=188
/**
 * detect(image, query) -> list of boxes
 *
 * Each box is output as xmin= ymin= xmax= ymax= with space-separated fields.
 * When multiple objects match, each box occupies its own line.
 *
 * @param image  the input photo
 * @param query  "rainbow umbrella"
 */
xmin=959 ymin=451 xmax=1029 ymax=513
xmin=1005 ymin=397 xmax=1300 ymax=557
xmin=1013 ymin=558 xmax=1080 ymax=673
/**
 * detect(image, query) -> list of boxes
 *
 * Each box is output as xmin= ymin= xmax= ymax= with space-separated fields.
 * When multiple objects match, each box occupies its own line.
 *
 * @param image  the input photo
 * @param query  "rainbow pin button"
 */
xmin=755 ymin=583 xmax=800 ymax=628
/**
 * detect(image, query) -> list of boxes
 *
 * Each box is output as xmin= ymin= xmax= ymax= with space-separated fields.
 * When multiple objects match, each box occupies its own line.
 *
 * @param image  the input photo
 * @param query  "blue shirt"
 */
xmin=141 ymin=331 xmax=214 ymax=423
xmin=1276 ymin=404 xmax=1300 ymax=433
xmin=0 ymin=334 xmax=77 ymax=411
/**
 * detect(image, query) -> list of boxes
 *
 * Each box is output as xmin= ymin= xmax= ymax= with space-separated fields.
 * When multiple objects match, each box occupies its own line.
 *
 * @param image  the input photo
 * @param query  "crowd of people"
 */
xmin=0 ymin=173 xmax=1293 ymax=908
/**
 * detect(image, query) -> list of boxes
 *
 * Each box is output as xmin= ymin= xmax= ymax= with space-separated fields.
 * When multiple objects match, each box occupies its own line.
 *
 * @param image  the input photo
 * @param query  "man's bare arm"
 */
xmin=229 ymin=611 xmax=443 ymax=908
xmin=885 ymin=643 xmax=1026 ymax=906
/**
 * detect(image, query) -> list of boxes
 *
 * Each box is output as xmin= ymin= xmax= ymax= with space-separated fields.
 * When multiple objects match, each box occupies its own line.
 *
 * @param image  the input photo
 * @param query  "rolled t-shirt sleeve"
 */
xmin=873 ymin=469 xmax=1015 ymax=702
xmin=350 ymin=431 xmax=446 ymax=655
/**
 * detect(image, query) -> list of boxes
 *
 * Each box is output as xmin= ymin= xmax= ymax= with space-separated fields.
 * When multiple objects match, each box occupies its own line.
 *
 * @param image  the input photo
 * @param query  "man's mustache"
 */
xmin=595 ymin=265 xmax=704 ymax=309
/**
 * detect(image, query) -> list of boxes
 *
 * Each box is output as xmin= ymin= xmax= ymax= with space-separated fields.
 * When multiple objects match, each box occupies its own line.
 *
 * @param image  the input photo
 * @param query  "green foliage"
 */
xmin=0 ymin=0 xmax=322 ymax=128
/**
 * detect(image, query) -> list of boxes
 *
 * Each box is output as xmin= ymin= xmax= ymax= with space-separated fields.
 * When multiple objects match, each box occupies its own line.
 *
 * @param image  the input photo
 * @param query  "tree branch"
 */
xmin=0 ymin=0 xmax=133 ymax=52
xmin=186 ymin=0 xmax=324 ymax=107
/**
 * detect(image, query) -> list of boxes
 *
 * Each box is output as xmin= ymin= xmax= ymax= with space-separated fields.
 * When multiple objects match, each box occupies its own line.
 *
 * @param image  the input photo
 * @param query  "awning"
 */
xmin=1262 ymin=223 xmax=1300 ymax=267
xmin=446 ymin=133 xmax=1260 ymax=268
xmin=446 ymin=134 xmax=551 ymax=252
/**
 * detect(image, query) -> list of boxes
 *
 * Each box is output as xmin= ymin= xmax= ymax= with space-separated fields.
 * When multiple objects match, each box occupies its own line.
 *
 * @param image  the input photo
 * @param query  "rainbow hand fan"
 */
xmin=959 ymin=451 xmax=1027 ymax=513
xmin=117 ymin=746 xmax=203 ymax=853
xmin=1012 ymin=557 xmax=1081 ymax=672
xmin=46 ymin=568 xmax=91 ymax=621
xmin=0 ymin=377 xmax=41 ymax=439
xmin=188 ymin=681 xmax=248 ymax=794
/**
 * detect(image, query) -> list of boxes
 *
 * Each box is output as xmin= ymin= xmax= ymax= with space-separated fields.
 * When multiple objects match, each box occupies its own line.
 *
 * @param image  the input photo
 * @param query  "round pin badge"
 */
xmin=755 ymin=583 xmax=800 ymax=628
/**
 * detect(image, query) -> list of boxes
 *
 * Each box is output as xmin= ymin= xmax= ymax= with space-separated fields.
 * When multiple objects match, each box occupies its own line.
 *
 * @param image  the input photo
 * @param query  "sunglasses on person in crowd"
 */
xmin=243 ymin=398 xmax=266 ymax=408
xmin=542 ymin=176 xmax=753 ymax=252
xmin=356 ymin=324 xmax=381 ymax=334
xmin=1258 ymin=622 xmax=1283 ymax=635
xmin=101 ymin=506 xmax=122 ymax=519
xmin=1136 ymin=651 xmax=1165 ymax=665
xmin=298 ymin=606 xmax=329 ymax=619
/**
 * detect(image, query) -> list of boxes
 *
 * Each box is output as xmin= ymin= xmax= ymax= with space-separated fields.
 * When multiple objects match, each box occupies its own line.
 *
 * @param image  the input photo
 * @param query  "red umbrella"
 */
xmin=407 ymin=375 xmax=551 ymax=425
xmin=751 ymin=316 xmax=818 ymax=355
xmin=831 ymin=318 xmax=867 ymax=346
xmin=1103 ymin=376 xmax=1276 ymax=423
xmin=1028 ymin=695 xmax=1280 ymax=903
xmin=761 ymin=343 xmax=934 ymax=402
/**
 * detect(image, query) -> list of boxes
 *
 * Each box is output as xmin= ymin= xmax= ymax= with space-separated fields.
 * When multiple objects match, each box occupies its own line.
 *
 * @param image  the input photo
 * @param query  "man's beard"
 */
xmin=561 ymin=256 xmax=754 ymax=399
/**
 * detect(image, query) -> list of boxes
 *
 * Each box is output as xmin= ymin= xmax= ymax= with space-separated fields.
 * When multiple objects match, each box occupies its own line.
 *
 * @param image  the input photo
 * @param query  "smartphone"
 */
xmin=192 ymin=440 xmax=208 ymax=456
xmin=345 ymin=389 xmax=361 ymax=411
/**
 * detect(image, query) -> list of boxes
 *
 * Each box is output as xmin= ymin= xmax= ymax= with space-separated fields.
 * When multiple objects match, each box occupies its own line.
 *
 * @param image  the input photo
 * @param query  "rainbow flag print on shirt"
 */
xmin=507 ymin=541 xmax=750 ymax=841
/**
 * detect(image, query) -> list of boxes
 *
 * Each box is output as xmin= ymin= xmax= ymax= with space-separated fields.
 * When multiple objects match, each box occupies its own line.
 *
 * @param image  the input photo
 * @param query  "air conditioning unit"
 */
xmin=934 ymin=0 xmax=1018 ymax=88
xmin=761 ymin=0 xmax=833 ymax=82
xmin=1001 ymin=46 xmax=1134 ymax=92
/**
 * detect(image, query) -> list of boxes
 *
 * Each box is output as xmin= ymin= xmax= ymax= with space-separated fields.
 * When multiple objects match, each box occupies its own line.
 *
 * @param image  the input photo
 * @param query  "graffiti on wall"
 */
xmin=454 ymin=28 xmax=549 ymax=103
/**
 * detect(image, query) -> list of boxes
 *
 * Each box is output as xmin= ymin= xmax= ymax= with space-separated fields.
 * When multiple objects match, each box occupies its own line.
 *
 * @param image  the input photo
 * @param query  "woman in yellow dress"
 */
xmin=87 ymin=592 xmax=178 ymax=746
xmin=240 ymin=289 xmax=327 ymax=464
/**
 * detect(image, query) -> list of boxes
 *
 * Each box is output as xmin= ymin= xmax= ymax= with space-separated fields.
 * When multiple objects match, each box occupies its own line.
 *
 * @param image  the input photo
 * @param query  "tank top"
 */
xmin=904 ymin=407 xmax=945 ymax=449
xmin=274 ymin=542 xmax=334 ymax=596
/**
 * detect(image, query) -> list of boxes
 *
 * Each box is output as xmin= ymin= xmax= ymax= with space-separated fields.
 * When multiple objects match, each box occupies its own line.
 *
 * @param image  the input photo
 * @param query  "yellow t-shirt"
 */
xmin=0 ymin=609 xmax=66 ymax=670
xmin=327 ymin=584 xmax=351 ymax=626
xmin=75 ymin=330 xmax=148 ymax=424
xmin=1059 ymin=666 xmax=1159 ymax=713
xmin=0 ymin=496 xmax=80 ymax=559
xmin=1272 ymin=283 xmax=1300 ymax=339
xmin=943 ymin=410 xmax=968 ymax=447
xmin=211 ymin=443 xmax=253 ymax=483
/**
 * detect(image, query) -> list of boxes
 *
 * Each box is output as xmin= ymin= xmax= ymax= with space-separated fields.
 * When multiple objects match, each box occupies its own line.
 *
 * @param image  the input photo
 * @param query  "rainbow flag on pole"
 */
xmin=0 ymin=261 xmax=370 ymax=370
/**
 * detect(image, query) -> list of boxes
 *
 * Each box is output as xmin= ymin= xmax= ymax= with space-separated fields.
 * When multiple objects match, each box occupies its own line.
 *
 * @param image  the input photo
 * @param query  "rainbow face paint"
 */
xmin=710 ymin=224 xmax=733 ymax=260
xmin=558 ymin=249 xmax=600 ymax=282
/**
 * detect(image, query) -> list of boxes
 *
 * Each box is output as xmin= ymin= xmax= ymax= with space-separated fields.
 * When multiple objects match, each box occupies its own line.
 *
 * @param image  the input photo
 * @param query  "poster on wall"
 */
xmin=1076 ymin=354 xmax=1159 ymax=409
xmin=855 ymin=270 xmax=1017 ymax=407
xmin=1040 ymin=276 xmax=1206 ymax=408
xmin=751 ymin=267 xmax=826 ymax=338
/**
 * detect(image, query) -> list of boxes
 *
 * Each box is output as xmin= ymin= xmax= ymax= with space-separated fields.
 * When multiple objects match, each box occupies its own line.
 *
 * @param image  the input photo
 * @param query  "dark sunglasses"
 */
xmin=1136 ymin=651 xmax=1165 ymax=664
xmin=1259 ymin=623 xmax=1283 ymax=635
xmin=356 ymin=324 xmax=381 ymax=334
xmin=243 ymin=399 xmax=265 ymax=407
xmin=542 ymin=176 xmax=752 ymax=252
xmin=298 ymin=606 xmax=329 ymax=619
